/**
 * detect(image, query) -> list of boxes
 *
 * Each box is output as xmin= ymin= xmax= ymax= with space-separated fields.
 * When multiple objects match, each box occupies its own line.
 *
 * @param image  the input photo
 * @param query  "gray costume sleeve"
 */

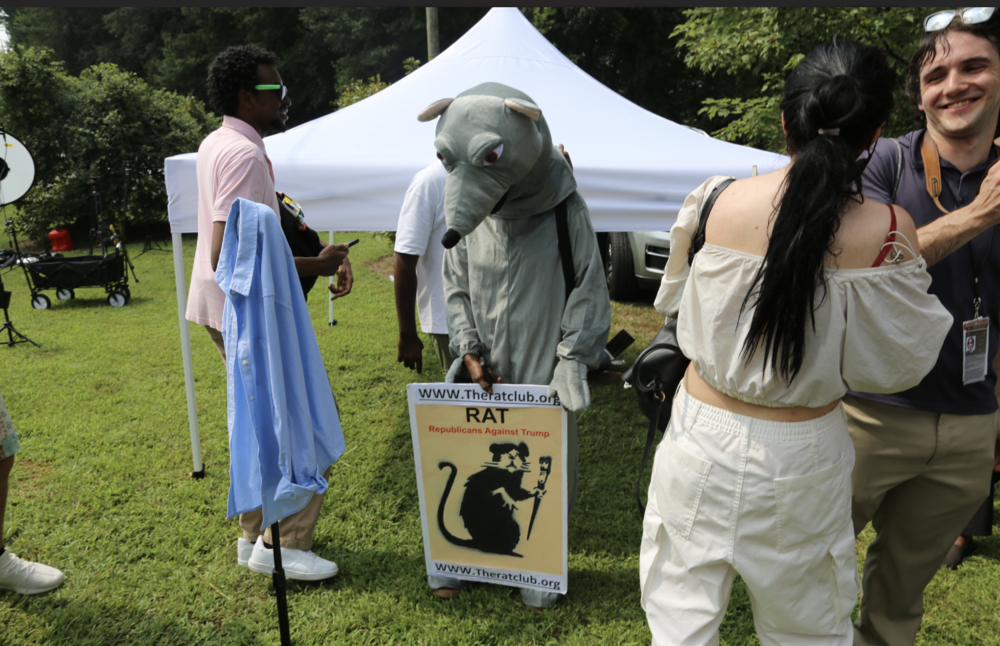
xmin=558 ymin=194 xmax=612 ymax=369
xmin=442 ymin=238 xmax=482 ymax=359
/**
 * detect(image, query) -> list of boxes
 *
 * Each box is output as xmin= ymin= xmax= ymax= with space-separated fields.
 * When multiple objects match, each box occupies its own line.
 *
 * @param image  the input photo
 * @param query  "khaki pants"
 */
xmin=845 ymin=395 xmax=998 ymax=646
xmin=240 ymin=466 xmax=332 ymax=550
xmin=428 ymin=333 xmax=454 ymax=371
xmin=205 ymin=324 xmax=328 ymax=551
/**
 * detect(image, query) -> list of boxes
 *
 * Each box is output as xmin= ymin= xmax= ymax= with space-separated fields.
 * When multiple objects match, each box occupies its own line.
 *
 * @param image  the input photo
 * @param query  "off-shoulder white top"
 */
xmin=654 ymin=176 xmax=953 ymax=409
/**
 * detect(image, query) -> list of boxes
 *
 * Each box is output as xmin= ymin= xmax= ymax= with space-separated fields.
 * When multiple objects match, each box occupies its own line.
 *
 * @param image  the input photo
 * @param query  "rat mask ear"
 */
xmin=504 ymin=99 xmax=541 ymax=121
xmin=418 ymin=98 xmax=454 ymax=122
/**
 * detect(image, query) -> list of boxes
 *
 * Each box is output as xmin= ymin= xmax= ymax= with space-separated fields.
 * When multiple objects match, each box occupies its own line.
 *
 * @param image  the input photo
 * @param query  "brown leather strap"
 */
xmin=920 ymin=133 xmax=951 ymax=214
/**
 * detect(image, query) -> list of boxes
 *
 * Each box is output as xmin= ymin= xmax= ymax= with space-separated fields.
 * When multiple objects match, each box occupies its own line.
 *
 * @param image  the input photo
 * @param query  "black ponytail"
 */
xmin=739 ymin=38 xmax=896 ymax=382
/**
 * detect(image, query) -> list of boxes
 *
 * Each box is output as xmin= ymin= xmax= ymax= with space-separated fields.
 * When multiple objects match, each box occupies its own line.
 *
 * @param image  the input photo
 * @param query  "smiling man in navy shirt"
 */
xmin=845 ymin=9 xmax=1000 ymax=645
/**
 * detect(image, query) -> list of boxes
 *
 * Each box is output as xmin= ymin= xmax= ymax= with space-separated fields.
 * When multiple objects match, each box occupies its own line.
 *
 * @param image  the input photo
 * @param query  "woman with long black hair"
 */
xmin=640 ymin=38 xmax=953 ymax=644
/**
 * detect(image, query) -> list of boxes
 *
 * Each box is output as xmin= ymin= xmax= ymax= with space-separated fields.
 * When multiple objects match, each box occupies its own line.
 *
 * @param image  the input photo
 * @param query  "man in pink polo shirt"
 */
xmin=186 ymin=44 xmax=351 ymax=580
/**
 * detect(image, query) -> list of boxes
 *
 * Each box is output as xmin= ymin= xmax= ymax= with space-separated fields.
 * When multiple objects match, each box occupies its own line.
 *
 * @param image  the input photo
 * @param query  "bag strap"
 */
xmin=920 ymin=133 xmax=950 ymax=214
xmin=631 ymin=330 xmax=683 ymax=519
xmin=555 ymin=198 xmax=574 ymax=302
xmin=636 ymin=380 xmax=670 ymax=518
xmin=636 ymin=177 xmax=731 ymax=520
xmin=688 ymin=177 xmax=735 ymax=266
xmin=891 ymin=139 xmax=903 ymax=203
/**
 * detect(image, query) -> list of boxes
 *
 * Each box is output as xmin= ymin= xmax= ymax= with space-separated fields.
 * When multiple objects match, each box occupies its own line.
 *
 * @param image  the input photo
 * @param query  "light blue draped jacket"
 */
xmin=215 ymin=198 xmax=345 ymax=529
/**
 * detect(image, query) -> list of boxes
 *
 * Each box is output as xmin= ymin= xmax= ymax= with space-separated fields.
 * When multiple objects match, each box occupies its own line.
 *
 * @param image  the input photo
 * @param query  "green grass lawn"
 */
xmin=0 ymin=233 xmax=998 ymax=645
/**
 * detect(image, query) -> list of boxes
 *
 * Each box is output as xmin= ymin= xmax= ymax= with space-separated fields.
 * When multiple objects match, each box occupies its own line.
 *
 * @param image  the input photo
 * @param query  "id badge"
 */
xmin=963 ymin=317 xmax=989 ymax=385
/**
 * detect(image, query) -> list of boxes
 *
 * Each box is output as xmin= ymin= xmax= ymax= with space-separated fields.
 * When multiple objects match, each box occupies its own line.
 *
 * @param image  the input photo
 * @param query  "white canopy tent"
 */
xmin=164 ymin=8 xmax=785 ymax=474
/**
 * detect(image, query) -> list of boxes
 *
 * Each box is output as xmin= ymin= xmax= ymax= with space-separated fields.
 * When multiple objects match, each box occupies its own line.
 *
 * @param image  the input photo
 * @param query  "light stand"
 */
xmin=0 ymin=267 xmax=38 ymax=348
xmin=91 ymin=175 xmax=139 ymax=286
xmin=0 ymin=127 xmax=40 ymax=345
xmin=138 ymin=235 xmax=170 ymax=257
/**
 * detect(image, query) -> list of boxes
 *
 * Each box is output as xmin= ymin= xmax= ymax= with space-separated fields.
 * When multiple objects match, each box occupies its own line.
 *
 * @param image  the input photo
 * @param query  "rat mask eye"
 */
xmin=436 ymin=152 xmax=445 ymax=164
xmin=484 ymin=143 xmax=503 ymax=165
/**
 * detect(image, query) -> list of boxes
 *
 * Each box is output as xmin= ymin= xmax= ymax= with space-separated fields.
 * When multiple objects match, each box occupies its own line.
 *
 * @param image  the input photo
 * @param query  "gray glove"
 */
xmin=445 ymin=357 xmax=464 ymax=384
xmin=547 ymin=359 xmax=590 ymax=412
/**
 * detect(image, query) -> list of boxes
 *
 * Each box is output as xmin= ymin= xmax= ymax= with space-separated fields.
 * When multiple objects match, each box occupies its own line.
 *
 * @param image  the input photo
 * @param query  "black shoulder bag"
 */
xmin=623 ymin=178 xmax=734 ymax=519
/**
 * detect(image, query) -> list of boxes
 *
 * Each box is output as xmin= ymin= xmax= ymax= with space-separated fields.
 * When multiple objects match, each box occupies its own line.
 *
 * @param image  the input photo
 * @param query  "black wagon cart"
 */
xmin=8 ymin=175 xmax=137 ymax=309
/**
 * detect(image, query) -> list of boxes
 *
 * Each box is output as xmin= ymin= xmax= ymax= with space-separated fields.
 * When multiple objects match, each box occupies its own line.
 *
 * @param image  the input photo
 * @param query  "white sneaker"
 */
xmin=0 ymin=549 xmax=64 ymax=595
xmin=237 ymin=538 xmax=254 ymax=567
xmin=246 ymin=536 xmax=338 ymax=581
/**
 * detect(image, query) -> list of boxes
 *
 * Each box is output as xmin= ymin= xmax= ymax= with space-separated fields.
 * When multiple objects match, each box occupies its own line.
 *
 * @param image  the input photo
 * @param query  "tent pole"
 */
xmin=328 ymin=231 xmax=336 ymax=326
xmin=172 ymin=232 xmax=205 ymax=478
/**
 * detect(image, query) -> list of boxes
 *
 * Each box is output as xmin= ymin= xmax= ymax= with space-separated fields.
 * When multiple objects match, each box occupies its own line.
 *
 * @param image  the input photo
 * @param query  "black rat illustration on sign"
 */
xmin=437 ymin=442 xmax=548 ymax=557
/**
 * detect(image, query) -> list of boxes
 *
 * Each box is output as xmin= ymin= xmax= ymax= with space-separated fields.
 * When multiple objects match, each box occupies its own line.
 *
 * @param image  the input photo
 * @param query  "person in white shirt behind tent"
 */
xmin=394 ymin=161 xmax=453 ymax=375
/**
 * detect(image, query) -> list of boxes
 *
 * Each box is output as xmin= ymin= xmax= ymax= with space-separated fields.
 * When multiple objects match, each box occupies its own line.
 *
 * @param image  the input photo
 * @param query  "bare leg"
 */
xmin=0 ymin=455 xmax=13 ymax=551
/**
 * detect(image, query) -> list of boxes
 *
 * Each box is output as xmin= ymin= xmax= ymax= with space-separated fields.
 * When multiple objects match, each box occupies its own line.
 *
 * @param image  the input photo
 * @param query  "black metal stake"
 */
xmin=270 ymin=523 xmax=292 ymax=646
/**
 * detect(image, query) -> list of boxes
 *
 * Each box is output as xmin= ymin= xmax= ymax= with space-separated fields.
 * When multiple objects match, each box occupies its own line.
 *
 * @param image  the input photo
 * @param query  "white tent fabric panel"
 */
xmin=164 ymin=8 xmax=788 ymax=473
xmin=165 ymin=8 xmax=785 ymax=235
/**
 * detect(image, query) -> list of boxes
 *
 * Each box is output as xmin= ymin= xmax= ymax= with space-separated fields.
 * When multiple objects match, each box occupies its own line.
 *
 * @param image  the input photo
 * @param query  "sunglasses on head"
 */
xmin=254 ymin=83 xmax=288 ymax=101
xmin=923 ymin=7 xmax=997 ymax=33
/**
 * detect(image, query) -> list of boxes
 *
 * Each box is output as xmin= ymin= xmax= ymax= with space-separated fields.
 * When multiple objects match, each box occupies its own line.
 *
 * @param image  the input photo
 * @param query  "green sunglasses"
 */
xmin=254 ymin=83 xmax=288 ymax=101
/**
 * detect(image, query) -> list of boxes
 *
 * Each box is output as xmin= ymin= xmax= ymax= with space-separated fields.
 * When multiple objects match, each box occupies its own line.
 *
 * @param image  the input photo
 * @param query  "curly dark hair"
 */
xmin=907 ymin=12 xmax=1000 ymax=124
xmin=206 ymin=45 xmax=280 ymax=117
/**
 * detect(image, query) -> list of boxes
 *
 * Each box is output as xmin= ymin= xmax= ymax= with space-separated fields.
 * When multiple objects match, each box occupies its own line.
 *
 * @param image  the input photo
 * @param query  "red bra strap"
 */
xmin=871 ymin=204 xmax=898 ymax=267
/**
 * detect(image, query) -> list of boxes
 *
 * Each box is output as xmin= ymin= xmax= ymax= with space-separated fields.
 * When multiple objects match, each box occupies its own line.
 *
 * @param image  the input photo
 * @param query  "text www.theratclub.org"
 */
xmin=433 ymin=562 xmax=562 ymax=590
xmin=416 ymin=387 xmax=559 ymax=406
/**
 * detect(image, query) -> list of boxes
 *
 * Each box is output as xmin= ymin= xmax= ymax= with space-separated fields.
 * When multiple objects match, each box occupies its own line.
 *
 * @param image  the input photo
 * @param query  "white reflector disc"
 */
xmin=0 ymin=131 xmax=36 ymax=207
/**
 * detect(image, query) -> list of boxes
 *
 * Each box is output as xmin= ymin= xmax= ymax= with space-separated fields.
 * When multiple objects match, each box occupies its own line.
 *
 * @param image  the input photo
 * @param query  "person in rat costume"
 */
xmin=417 ymin=82 xmax=612 ymax=609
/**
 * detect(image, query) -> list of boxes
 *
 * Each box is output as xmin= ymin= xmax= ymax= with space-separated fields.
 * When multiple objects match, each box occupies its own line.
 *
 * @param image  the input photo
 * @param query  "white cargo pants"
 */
xmin=640 ymin=385 xmax=858 ymax=646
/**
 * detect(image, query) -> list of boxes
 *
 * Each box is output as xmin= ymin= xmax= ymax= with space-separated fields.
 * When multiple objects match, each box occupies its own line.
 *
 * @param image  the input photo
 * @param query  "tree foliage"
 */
xmin=672 ymin=7 xmax=933 ymax=151
xmin=0 ymin=46 xmax=218 ymax=241
xmin=335 ymin=75 xmax=389 ymax=110
xmin=3 ymin=7 xmax=489 ymax=127
xmin=2 ymin=7 xmax=771 ymax=136
xmin=522 ymin=7 xmax=755 ymax=133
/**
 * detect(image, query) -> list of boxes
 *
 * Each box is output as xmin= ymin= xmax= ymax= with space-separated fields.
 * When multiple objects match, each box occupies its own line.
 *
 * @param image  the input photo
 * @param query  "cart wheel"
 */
xmin=31 ymin=294 xmax=51 ymax=310
xmin=122 ymin=286 xmax=131 ymax=301
xmin=56 ymin=288 xmax=74 ymax=301
xmin=107 ymin=291 xmax=127 ymax=307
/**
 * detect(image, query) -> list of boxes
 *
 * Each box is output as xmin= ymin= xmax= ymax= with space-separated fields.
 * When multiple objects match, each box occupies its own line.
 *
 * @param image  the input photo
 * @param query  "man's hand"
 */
xmin=465 ymin=353 xmax=500 ymax=394
xmin=328 ymin=257 xmax=353 ymax=300
xmin=316 ymin=242 xmax=350 ymax=276
xmin=920 ymin=159 xmax=1000 ymax=267
xmin=398 ymin=331 xmax=424 ymax=373
xmin=973 ymin=157 xmax=1000 ymax=225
